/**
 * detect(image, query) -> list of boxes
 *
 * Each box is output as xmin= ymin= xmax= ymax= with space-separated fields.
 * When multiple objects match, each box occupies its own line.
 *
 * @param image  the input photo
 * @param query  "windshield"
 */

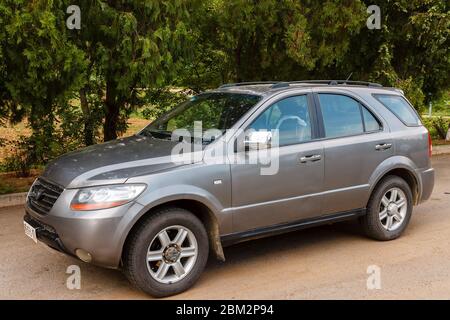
xmin=140 ymin=92 xmax=261 ymax=143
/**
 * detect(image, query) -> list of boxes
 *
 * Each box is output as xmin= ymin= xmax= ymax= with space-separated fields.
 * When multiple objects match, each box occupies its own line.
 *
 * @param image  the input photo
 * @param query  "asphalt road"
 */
xmin=1 ymin=155 xmax=449 ymax=299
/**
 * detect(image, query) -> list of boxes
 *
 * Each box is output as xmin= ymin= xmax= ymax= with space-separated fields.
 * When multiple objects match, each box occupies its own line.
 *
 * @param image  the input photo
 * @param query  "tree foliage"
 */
xmin=0 ymin=0 xmax=87 ymax=165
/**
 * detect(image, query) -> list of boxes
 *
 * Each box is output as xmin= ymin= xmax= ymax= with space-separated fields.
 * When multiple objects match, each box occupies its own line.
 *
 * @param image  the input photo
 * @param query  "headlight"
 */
xmin=70 ymin=184 xmax=146 ymax=211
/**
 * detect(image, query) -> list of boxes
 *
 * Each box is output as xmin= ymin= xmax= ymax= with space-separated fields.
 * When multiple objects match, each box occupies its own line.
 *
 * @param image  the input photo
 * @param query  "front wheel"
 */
xmin=360 ymin=175 xmax=413 ymax=241
xmin=123 ymin=207 xmax=209 ymax=297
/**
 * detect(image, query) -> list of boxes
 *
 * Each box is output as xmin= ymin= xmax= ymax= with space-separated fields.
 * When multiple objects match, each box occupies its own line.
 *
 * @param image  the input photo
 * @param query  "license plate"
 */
xmin=24 ymin=221 xmax=37 ymax=243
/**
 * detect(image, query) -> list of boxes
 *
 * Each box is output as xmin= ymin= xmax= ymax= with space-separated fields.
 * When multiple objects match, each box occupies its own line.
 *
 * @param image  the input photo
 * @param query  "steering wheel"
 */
xmin=275 ymin=115 xmax=307 ymax=130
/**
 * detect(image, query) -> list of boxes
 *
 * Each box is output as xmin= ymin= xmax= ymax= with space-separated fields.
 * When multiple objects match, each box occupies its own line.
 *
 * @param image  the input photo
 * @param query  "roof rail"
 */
xmin=219 ymin=81 xmax=281 ymax=88
xmin=218 ymin=80 xmax=384 ymax=89
xmin=288 ymin=80 xmax=383 ymax=87
xmin=270 ymin=82 xmax=290 ymax=89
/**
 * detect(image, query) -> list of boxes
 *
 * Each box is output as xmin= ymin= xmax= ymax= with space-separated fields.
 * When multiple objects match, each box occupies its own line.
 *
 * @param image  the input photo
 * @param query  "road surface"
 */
xmin=1 ymin=155 xmax=449 ymax=299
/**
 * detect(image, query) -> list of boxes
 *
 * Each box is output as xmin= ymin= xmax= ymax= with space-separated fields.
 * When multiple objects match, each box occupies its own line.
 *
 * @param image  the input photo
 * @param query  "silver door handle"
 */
xmin=300 ymin=154 xmax=322 ymax=163
xmin=375 ymin=143 xmax=392 ymax=150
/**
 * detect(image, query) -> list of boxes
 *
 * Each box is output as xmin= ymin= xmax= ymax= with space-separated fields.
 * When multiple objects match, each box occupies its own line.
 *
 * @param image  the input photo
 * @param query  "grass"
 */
xmin=0 ymin=169 xmax=41 ymax=195
xmin=124 ymin=117 xmax=150 ymax=135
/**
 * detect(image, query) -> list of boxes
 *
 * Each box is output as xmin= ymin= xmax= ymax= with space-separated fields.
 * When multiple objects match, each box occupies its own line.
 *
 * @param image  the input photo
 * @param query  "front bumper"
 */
xmin=23 ymin=213 xmax=71 ymax=255
xmin=24 ymin=213 xmax=69 ymax=254
xmin=24 ymin=198 xmax=145 ymax=269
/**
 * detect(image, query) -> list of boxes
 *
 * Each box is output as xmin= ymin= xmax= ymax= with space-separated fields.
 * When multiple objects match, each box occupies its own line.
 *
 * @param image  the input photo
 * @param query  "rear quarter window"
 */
xmin=373 ymin=94 xmax=421 ymax=126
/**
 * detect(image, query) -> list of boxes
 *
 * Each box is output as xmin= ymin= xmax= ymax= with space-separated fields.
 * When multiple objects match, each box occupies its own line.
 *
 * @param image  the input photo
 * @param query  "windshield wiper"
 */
xmin=140 ymin=129 xmax=172 ymax=140
xmin=140 ymin=128 xmax=223 ymax=144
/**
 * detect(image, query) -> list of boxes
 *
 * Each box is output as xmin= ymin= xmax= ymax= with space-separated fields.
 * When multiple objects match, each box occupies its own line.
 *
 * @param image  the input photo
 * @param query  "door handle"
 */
xmin=300 ymin=154 xmax=322 ymax=163
xmin=375 ymin=143 xmax=392 ymax=151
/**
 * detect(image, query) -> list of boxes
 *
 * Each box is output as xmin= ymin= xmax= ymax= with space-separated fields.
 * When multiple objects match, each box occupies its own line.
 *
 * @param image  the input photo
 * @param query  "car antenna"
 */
xmin=344 ymin=72 xmax=353 ymax=84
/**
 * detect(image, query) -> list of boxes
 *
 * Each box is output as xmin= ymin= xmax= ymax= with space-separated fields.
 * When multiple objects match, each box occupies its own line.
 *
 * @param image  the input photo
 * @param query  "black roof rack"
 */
xmin=219 ymin=80 xmax=383 ymax=89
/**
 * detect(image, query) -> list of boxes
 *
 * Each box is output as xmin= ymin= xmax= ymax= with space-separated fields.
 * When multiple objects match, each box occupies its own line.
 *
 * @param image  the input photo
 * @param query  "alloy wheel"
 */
xmin=146 ymin=225 xmax=198 ymax=284
xmin=379 ymin=187 xmax=407 ymax=231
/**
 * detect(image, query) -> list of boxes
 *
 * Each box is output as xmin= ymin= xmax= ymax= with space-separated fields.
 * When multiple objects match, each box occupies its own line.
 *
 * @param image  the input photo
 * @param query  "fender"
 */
xmin=367 ymin=155 xmax=422 ymax=203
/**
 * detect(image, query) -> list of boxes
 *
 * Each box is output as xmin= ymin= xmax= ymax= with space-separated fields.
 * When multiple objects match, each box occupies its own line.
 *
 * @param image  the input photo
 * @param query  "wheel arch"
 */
xmin=369 ymin=165 xmax=420 ymax=206
xmin=122 ymin=199 xmax=225 ymax=265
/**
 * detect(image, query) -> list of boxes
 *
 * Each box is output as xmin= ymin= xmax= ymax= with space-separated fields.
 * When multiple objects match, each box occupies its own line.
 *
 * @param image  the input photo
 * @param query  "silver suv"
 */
xmin=23 ymin=80 xmax=434 ymax=297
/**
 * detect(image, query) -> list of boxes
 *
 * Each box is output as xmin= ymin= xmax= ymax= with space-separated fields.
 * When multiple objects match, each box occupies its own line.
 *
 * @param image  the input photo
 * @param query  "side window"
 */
xmin=318 ymin=94 xmax=364 ymax=138
xmin=362 ymin=107 xmax=381 ymax=131
xmin=249 ymin=95 xmax=312 ymax=146
xmin=374 ymin=94 xmax=421 ymax=126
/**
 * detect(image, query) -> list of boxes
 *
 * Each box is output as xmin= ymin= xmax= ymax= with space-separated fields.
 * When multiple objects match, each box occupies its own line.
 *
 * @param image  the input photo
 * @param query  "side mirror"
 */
xmin=244 ymin=131 xmax=272 ymax=150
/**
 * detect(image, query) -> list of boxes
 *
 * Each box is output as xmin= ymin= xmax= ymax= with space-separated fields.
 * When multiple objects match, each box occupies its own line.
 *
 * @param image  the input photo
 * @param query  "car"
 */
xmin=23 ymin=80 xmax=435 ymax=297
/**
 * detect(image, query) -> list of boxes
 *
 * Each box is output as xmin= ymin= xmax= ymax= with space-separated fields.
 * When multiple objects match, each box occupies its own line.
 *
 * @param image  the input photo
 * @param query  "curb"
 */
xmin=433 ymin=144 xmax=450 ymax=156
xmin=0 ymin=192 xmax=27 ymax=209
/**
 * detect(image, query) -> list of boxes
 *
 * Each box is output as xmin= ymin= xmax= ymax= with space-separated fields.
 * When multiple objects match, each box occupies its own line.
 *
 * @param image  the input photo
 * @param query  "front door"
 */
xmin=229 ymin=93 xmax=325 ymax=233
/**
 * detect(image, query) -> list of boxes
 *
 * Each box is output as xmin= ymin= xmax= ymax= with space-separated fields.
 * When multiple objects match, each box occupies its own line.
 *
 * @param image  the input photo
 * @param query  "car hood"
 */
xmin=42 ymin=135 xmax=196 ymax=188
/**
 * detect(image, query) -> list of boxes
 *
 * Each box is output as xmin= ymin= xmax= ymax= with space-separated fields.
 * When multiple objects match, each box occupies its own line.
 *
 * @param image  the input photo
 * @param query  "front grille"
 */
xmin=27 ymin=178 xmax=64 ymax=215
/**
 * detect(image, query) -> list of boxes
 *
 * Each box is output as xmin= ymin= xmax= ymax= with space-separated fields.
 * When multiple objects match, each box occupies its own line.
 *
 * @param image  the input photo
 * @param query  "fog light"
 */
xmin=75 ymin=249 xmax=92 ymax=263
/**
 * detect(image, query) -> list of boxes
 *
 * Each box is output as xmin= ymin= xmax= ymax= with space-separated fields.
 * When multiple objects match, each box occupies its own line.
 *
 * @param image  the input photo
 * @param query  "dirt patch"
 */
xmin=0 ymin=121 xmax=31 ymax=161
xmin=122 ymin=118 xmax=149 ymax=137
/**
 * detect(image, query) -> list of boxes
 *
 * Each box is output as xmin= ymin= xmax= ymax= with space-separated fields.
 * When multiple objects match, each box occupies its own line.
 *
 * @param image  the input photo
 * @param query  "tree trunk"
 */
xmin=103 ymin=81 xmax=120 ymax=141
xmin=79 ymin=88 xmax=94 ymax=146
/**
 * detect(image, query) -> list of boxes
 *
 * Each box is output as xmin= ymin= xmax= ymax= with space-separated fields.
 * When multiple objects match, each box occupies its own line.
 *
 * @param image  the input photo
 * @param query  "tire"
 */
xmin=360 ymin=175 xmax=413 ymax=241
xmin=123 ymin=207 xmax=209 ymax=297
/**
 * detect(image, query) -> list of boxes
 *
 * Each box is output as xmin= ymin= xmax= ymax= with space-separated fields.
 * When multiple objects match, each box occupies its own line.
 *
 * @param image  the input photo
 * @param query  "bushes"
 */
xmin=423 ymin=117 xmax=450 ymax=140
xmin=1 ymin=136 xmax=36 ymax=177
xmin=432 ymin=117 xmax=450 ymax=139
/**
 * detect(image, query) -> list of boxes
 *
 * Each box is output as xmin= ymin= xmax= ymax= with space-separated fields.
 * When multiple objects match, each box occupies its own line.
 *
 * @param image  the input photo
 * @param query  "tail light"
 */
xmin=428 ymin=131 xmax=432 ymax=158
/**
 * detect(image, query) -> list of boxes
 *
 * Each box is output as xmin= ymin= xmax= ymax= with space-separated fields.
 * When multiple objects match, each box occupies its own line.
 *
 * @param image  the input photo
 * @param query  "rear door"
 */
xmin=314 ymin=90 xmax=394 ymax=215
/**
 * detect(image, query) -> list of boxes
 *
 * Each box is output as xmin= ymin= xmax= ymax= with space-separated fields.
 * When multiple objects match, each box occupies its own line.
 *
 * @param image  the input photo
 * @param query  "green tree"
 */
xmin=0 ymin=0 xmax=87 ymax=164
xmin=70 ymin=1 xmax=196 ymax=141
xmin=186 ymin=0 xmax=366 ymax=83
xmin=337 ymin=0 xmax=449 ymax=109
xmin=183 ymin=0 xmax=449 ymax=111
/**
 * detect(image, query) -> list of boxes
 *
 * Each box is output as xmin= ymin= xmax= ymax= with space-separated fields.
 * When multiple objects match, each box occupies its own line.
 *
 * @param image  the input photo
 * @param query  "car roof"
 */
xmin=214 ymin=81 xmax=403 ymax=96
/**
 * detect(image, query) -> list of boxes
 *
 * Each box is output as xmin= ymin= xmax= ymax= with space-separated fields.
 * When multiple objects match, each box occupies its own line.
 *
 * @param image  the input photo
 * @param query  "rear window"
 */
xmin=374 ymin=94 xmax=421 ymax=126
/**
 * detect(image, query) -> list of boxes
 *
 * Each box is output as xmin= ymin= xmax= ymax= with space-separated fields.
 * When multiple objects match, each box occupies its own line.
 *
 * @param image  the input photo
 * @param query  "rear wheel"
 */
xmin=123 ymin=207 xmax=209 ymax=297
xmin=360 ymin=176 xmax=413 ymax=240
